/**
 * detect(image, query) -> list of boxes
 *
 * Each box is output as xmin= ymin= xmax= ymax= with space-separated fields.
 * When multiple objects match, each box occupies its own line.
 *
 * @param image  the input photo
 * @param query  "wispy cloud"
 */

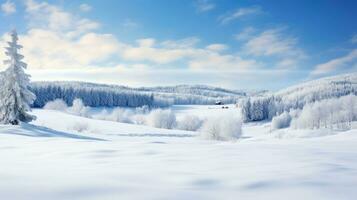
xmin=205 ymin=44 xmax=228 ymax=52
xmin=243 ymin=28 xmax=302 ymax=57
xmin=1 ymin=0 xmax=16 ymax=15
xmin=219 ymin=6 xmax=261 ymax=24
xmin=25 ymin=0 xmax=99 ymax=37
xmin=0 ymin=0 xmax=260 ymax=73
xmin=311 ymin=49 xmax=357 ymax=76
xmin=234 ymin=27 xmax=256 ymax=41
xmin=241 ymin=27 xmax=305 ymax=69
xmin=122 ymin=19 xmax=139 ymax=29
xmin=351 ymin=34 xmax=357 ymax=44
xmin=79 ymin=3 xmax=92 ymax=12
xmin=195 ymin=0 xmax=215 ymax=12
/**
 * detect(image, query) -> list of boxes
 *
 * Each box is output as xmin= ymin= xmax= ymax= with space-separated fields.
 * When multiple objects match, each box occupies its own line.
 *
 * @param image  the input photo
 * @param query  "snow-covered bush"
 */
xmin=43 ymin=99 xmax=68 ymax=111
xmin=91 ymin=109 xmax=110 ymax=120
xmin=146 ymin=109 xmax=177 ymax=129
xmin=135 ymin=105 xmax=150 ymax=114
xmin=177 ymin=115 xmax=203 ymax=131
xmin=291 ymin=95 xmax=357 ymax=130
xmin=67 ymin=99 xmax=90 ymax=117
xmin=200 ymin=114 xmax=242 ymax=141
xmin=107 ymin=108 xmax=133 ymax=123
xmin=132 ymin=114 xmax=146 ymax=125
xmin=271 ymin=111 xmax=292 ymax=130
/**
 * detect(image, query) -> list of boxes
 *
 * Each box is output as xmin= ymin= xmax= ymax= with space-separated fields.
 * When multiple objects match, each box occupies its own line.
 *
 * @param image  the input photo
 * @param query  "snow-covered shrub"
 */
xmin=43 ymin=99 xmax=68 ymax=111
xmin=91 ymin=108 xmax=134 ymax=123
xmin=68 ymin=121 xmax=89 ymax=133
xmin=177 ymin=115 xmax=203 ymax=131
xmin=271 ymin=111 xmax=292 ymax=130
xmin=146 ymin=109 xmax=176 ymax=129
xmin=200 ymin=114 xmax=242 ymax=141
xmin=67 ymin=98 xmax=90 ymax=117
xmin=132 ymin=114 xmax=146 ymax=125
xmin=107 ymin=108 xmax=133 ymax=123
xmin=91 ymin=109 xmax=110 ymax=120
xmin=291 ymin=95 xmax=357 ymax=130
xmin=135 ymin=105 xmax=150 ymax=114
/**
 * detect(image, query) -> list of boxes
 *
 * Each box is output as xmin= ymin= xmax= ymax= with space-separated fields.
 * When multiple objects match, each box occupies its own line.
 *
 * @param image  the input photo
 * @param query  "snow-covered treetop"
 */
xmin=4 ymin=30 xmax=27 ymax=68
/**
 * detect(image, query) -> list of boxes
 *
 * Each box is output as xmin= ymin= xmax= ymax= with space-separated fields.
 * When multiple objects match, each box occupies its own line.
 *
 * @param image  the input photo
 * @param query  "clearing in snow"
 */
xmin=0 ymin=106 xmax=357 ymax=200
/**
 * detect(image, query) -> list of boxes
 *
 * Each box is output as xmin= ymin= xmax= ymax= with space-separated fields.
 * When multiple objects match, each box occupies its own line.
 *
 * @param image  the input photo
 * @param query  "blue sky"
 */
xmin=0 ymin=0 xmax=356 ymax=90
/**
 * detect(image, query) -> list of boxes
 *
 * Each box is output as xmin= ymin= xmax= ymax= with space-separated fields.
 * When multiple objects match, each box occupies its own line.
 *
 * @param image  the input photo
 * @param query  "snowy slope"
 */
xmin=276 ymin=72 xmax=357 ymax=103
xmin=240 ymin=72 xmax=357 ymax=122
xmin=1 ymin=108 xmax=357 ymax=200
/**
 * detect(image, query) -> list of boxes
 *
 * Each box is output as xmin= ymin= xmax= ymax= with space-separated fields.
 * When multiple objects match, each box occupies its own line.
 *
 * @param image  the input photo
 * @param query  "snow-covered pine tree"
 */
xmin=0 ymin=30 xmax=36 ymax=125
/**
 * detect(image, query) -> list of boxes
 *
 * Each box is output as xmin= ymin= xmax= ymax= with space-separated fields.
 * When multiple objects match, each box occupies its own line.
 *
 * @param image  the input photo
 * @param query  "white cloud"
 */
xmin=136 ymin=38 xmax=156 ymax=47
xmin=1 ymin=0 xmax=16 ymax=15
xmin=122 ymin=19 xmax=139 ymax=29
xmin=121 ymin=37 xmax=258 ymax=71
xmin=189 ymin=52 xmax=261 ymax=70
xmin=244 ymin=28 xmax=301 ymax=57
xmin=235 ymin=27 xmax=256 ymax=41
xmin=25 ymin=0 xmax=99 ymax=37
xmin=351 ymin=34 xmax=357 ymax=44
xmin=121 ymin=37 xmax=199 ymax=64
xmin=0 ymin=0 xmax=261 ymax=74
xmin=18 ymin=29 xmax=120 ymax=69
xmin=206 ymin=44 xmax=228 ymax=52
xmin=161 ymin=37 xmax=200 ymax=49
xmin=121 ymin=44 xmax=190 ymax=64
xmin=219 ymin=6 xmax=261 ymax=24
xmin=0 ymin=0 xmax=119 ymax=70
xmin=195 ymin=0 xmax=215 ymax=12
xmin=242 ymin=28 xmax=305 ymax=69
xmin=79 ymin=3 xmax=92 ymax=12
xmin=311 ymin=49 xmax=357 ymax=75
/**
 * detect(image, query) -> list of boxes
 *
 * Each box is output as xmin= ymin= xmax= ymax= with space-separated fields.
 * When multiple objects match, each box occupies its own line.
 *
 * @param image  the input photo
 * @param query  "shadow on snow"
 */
xmin=0 ymin=123 xmax=105 ymax=141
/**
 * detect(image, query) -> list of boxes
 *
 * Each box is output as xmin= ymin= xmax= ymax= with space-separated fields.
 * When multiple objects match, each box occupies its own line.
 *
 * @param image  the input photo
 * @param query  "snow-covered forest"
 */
xmin=239 ymin=73 xmax=357 ymax=122
xmin=30 ymin=81 xmax=248 ymax=108
xmin=30 ymin=81 xmax=155 ymax=108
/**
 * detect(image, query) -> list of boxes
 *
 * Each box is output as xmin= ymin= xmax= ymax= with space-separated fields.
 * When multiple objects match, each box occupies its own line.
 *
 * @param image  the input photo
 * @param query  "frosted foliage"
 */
xmin=0 ymin=30 xmax=36 ymax=124
xmin=200 ymin=114 xmax=242 ymax=141
xmin=107 ymin=108 xmax=133 ymax=123
xmin=271 ymin=112 xmax=292 ymax=130
xmin=291 ymin=95 xmax=357 ymax=130
xmin=67 ymin=99 xmax=89 ymax=117
xmin=177 ymin=115 xmax=203 ymax=131
xmin=239 ymin=73 xmax=357 ymax=122
xmin=44 ymin=99 xmax=68 ymax=111
xmin=146 ymin=109 xmax=177 ymax=129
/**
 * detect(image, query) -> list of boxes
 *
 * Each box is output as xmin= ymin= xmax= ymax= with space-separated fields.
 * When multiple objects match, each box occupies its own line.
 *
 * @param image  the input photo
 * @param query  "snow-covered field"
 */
xmin=1 ymin=105 xmax=357 ymax=200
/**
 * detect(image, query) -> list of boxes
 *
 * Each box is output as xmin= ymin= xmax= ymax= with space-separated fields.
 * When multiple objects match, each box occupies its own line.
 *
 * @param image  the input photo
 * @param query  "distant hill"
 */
xmin=30 ymin=82 xmax=252 ymax=108
xmin=239 ymin=73 xmax=357 ymax=122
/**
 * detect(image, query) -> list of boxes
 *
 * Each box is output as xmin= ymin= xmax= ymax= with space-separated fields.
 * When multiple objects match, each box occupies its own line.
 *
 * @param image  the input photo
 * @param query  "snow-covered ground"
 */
xmin=1 ymin=105 xmax=357 ymax=200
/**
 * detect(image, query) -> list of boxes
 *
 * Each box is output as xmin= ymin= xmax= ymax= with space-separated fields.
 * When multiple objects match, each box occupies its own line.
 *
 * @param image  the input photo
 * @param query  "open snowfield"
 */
xmin=1 ymin=105 xmax=357 ymax=200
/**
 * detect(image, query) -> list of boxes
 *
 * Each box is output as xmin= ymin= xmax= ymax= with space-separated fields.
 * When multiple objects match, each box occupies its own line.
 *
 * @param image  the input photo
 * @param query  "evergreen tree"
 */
xmin=0 ymin=30 xmax=36 ymax=125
